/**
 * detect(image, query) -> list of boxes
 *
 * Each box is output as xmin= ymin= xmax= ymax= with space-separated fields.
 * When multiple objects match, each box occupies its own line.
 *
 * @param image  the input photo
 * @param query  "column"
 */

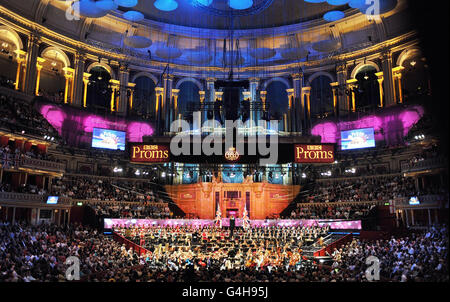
xmin=24 ymin=34 xmax=40 ymax=95
xmin=155 ymin=87 xmax=164 ymax=134
xmin=215 ymin=91 xmax=224 ymax=123
xmin=392 ymin=66 xmax=405 ymax=104
xmin=198 ymin=90 xmax=206 ymax=128
xmin=336 ymin=62 xmax=349 ymax=116
xmin=82 ymin=72 xmax=91 ymax=107
xmin=260 ymin=90 xmax=267 ymax=130
xmin=35 ymin=57 xmax=46 ymax=96
xmin=243 ymin=90 xmax=251 ymax=123
xmin=347 ymin=79 xmax=358 ymax=113
xmin=118 ymin=64 xmax=130 ymax=115
xmin=286 ymin=88 xmax=295 ymax=133
xmin=375 ymin=72 xmax=384 ymax=108
xmin=127 ymin=83 xmax=136 ymax=110
xmin=163 ymin=74 xmax=174 ymax=130
xmin=411 ymin=210 xmax=415 ymax=226
xmin=330 ymin=82 xmax=339 ymax=116
xmin=109 ymin=79 xmax=120 ymax=112
xmin=72 ymin=52 xmax=86 ymax=107
xmin=12 ymin=207 xmax=16 ymax=224
xmin=171 ymin=89 xmax=180 ymax=129
xmin=62 ymin=67 xmax=74 ymax=104
xmin=302 ymin=87 xmax=311 ymax=131
xmin=14 ymin=50 xmax=27 ymax=91
xmin=292 ymin=73 xmax=303 ymax=133
xmin=249 ymin=78 xmax=259 ymax=128
xmin=381 ymin=50 xmax=396 ymax=107
xmin=428 ymin=209 xmax=432 ymax=226
xmin=206 ymin=78 xmax=216 ymax=103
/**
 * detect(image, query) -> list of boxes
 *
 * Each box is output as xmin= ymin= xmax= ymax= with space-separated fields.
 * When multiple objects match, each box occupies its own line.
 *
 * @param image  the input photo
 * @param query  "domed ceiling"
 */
xmin=119 ymin=0 xmax=348 ymax=30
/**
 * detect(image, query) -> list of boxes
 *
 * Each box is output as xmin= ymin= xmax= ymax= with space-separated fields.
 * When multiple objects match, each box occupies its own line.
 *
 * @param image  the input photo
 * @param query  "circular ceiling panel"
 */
xmin=187 ymin=50 xmax=212 ymax=65
xmin=155 ymin=45 xmax=182 ymax=59
xmin=279 ymin=45 xmax=309 ymax=60
xmin=76 ymin=0 xmax=109 ymax=18
xmin=124 ymin=35 xmax=152 ymax=48
xmin=312 ymin=39 xmax=341 ymax=52
xmin=249 ymin=48 xmax=276 ymax=60
xmin=123 ymin=10 xmax=145 ymax=21
xmin=323 ymin=10 xmax=345 ymax=21
xmin=115 ymin=0 xmax=138 ymax=7
xmin=96 ymin=0 xmax=118 ymax=10
xmin=121 ymin=0 xmax=350 ymax=30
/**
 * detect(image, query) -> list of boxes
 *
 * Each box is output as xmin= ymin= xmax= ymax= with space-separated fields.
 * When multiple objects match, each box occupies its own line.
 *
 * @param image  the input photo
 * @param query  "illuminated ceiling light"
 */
xmin=197 ymin=0 xmax=213 ymax=5
xmin=154 ymin=0 xmax=178 ymax=11
xmin=348 ymin=0 xmax=365 ymax=9
xmin=228 ymin=0 xmax=253 ymax=10
xmin=410 ymin=60 xmax=417 ymax=67
xmin=327 ymin=0 xmax=349 ymax=5
xmin=364 ymin=74 xmax=369 ymax=80
xmin=114 ymin=0 xmax=138 ymax=7
xmin=76 ymin=0 xmax=109 ymax=18
xmin=96 ymin=0 xmax=118 ymax=10
xmin=123 ymin=10 xmax=144 ymax=22
xmin=323 ymin=10 xmax=345 ymax=22
xmin=51 ymin=61 xmax=57 ymax=66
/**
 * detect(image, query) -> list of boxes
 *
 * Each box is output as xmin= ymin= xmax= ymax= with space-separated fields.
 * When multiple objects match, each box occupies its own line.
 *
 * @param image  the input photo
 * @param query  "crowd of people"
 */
xmin=297 ymin=176 xmax=419 ymax=204
xmin=0 ymin=222 xmax=140 ymax=282
xmin=288 ymin=204 xmax=375 ymax=220
xmin=1 ymin=221 xmax=446 ymax=282
xmin=330 ymin=225 xmax=448 ymax=282
xmin=50 ymin=176 xmax=166 ymax=203
xmin=0 ymin=144 xmax=56 ymax=169
xmin=0 ymin=92 xmax=60 ymax=140
xmin=90 ymin=202 xmax=172 ymax=219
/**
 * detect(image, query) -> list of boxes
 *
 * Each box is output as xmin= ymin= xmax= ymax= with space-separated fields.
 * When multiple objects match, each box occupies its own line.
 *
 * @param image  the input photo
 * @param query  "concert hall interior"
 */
xmin=0 ymin=0 xmax=448 ymax=284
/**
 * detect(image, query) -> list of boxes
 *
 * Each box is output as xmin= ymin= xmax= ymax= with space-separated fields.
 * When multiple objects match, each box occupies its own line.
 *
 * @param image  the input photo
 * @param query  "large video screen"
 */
xmin=92 ymin=128 xmax=126 ymax=151
xmin=340 ymin=128 xmax=376 ymax=150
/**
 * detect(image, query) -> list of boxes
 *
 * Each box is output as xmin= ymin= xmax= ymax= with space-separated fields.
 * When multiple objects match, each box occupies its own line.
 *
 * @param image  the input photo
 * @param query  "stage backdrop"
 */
xmin=104 ymin=218 xmax=362 ymax=230
xmin=165 ymin=182 xmax=301 ymax=220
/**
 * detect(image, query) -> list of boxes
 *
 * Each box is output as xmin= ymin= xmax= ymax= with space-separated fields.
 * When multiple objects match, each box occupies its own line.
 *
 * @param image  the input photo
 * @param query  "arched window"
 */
xmin=310 ymin=75 xmax=333 ymax=120
xmin=133 ymin=76 xmax=156 ymax=118
xmin=86 ymin=66 xmax=112 ymax=110
xmin=178 ymin=81 xmax=200 ymax=123
xmin=355 ymin=65 xmax=380 ymax=110
xmin=401 ymin=55 xmax=430 ymax=103
xmin=266 ymin=81 xmax=289 ymax=131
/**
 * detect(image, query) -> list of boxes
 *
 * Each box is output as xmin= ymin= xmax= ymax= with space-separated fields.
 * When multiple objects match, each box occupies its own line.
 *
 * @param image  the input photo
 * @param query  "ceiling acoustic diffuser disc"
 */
xmin=76 ymin=0 xmax=109 ymax=18
xmin=124 ymin=36 xmax=152 ymax=48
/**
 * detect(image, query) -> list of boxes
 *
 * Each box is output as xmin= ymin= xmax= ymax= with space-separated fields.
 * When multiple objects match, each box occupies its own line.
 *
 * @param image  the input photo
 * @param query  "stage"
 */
xmin=104 ymin=218 xmax=362 ymax=230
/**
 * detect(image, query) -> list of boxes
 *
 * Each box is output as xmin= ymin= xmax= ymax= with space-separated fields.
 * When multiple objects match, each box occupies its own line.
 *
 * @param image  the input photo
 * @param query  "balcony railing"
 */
xmin=394 ymin=195 xmax=447 ymax=208
xmin=20 ymin=157 xmax=66 ymax=173
xmin=401 ymin=157 xmax=447 ymax=173
xmin=0 ymin=192 xmax=71 ymax=205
